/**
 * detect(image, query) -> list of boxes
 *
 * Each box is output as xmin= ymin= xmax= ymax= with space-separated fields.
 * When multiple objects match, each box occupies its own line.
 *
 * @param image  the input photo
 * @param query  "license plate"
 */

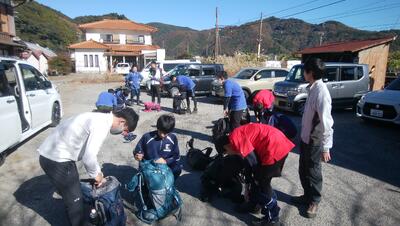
xmin=370 ymin=109 xmax=383 ymax=117
xmin=211 ymin=91 xmax=216 ymax=96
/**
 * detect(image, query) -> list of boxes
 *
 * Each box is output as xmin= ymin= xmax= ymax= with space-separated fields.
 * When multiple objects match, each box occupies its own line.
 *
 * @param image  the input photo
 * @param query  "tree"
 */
xmin=388 ymin=51 xmax=400 ymax=73
xmin=12 ymin=0 xmax=33 ymax=8
xmin=48 ymin=55 xmax=72 ymax=75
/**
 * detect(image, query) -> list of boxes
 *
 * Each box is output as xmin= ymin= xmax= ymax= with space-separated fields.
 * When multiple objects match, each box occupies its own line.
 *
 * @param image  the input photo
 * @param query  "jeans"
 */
xmin=130 ymin=87 xmax=141 ymax=104
xmin=151 ymin=84 xmax=161 ymax=104
xmin=39 ymin=156 xmax=85 ymax=226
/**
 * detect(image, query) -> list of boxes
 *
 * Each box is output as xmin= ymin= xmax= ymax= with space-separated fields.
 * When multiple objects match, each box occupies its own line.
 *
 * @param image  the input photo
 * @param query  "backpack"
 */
xmin=211 ymin=118 xmax=231 ymax=154
xmin=200 ymin=155 xmax=246 ymax=203
xmin=186 ymin=138 xmax=215 ymax=171
xmin=172 ymin=95 xmax=186 ymax=114
xmin=127 ymin=160 xmax=182 ymax=224
xmin=80 ymin=176 xmax=126 ymax=226
xmin=144 ymin=102 xmax=161 ymax=112
xmin=264 ymin=112 xmax=298 ymax=139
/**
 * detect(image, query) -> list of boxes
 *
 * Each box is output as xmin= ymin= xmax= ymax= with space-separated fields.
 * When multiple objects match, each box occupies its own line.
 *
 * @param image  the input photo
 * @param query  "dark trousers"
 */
xmin=254 ymin=109 xmax=263 ymax=122
xmin=229 ymin=110 xmax=243 ymax=129
xmin=39 ymin=156 xmax=85 ymax=226
xmin=186 ymin=89 xmax=197 ymax=110
xmin=151 ymin=84 xmax=161 ymax=104
xmin=299 ymin=141 xmax=323 ymax=203
xmin=130 ymin=87 xmax=141 ymax=104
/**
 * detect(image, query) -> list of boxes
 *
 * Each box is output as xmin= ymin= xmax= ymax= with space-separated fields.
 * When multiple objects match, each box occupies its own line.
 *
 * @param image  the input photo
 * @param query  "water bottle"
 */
xmin=89 ymin=208 xmax=99 ymax=225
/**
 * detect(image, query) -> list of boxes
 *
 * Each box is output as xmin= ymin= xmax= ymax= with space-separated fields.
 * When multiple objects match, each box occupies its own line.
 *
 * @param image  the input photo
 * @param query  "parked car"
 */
xmin=160 ymin=63 xmax=224 ymax=96
xmin=211 ymin=67 xmax=289 ymax=100
xmin=273 ymin=63 xmax=369 ymax=114
xmin=140 ymin=59 xmax=201 ymax=88
xmin=356 ymin=76 xmax=400 ymax=124
xmin=115 ymin=63 xmax=130 ymax=75
xmin=0 ymin=57 xmax=63 ymax=164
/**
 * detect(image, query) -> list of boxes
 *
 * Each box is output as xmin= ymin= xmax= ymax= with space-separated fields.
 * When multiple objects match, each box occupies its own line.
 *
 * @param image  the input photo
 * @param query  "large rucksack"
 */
xmin=172 ymin=88 xmax=187 ymax=115
xmin=127 ymin=160 xmax=182 ymax=224
xmin=264 ymin=112 xmax=298 ymax=139
xmin=200 ymin=155 xmax=247 ymax=203
xmin=81 ymin=176 xmax=126 ymax=226
xmin=186 ymin=138 xmax=216 ymax=171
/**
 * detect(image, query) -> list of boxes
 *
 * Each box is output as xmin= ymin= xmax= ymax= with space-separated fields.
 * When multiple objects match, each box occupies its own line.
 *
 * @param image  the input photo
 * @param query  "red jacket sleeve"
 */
xmin=229 ymin=129 xmax=254 ymax=158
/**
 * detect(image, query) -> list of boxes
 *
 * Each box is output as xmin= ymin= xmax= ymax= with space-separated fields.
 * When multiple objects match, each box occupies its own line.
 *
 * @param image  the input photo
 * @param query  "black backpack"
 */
xmin=186 ymin=138 xmax=215 ymax=171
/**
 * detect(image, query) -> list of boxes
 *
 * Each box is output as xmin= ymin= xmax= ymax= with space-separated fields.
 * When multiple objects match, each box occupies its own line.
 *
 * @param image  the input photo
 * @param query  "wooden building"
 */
xmin=297 ymin=36 xmax=397 ymax=90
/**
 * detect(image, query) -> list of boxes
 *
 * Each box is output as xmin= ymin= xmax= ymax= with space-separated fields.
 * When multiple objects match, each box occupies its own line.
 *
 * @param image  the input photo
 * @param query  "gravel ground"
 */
xmin=0 ymin=75 xmax=399 ymax=226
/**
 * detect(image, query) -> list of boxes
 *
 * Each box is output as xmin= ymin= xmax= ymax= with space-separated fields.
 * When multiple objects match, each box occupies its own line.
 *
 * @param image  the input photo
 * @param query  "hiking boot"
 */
xmin=251 ymin=218 xmax=282 ymax=226
xmin=235 ymin=202 xmax=261 ymax=214
xmin=306 ymin=202 xmax=318 ymax=218
xmin=291 ymin=195 xmax=309 ymax=205
xmin=193 ymin=108 xmax=198 ymax=113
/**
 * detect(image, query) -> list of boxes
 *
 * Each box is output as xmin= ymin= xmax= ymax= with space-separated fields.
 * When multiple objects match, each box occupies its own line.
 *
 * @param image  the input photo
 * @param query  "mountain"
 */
xmin=14 ymin=2 xmax=400 ymax=57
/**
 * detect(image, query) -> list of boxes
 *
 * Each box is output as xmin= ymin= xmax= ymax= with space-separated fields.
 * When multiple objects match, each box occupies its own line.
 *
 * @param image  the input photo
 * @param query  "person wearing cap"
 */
xmin=219 ymin=123 xmax=295 ymax=226
xmin=37 ymin=108 xmax=139 ymax=226
xmin=171 ymin=74 xmax=198 ymax=113
xmin=252 ymin=89 xmax=275 ymax=122
xmin=216 ymin=71 xmax=247 ymax=129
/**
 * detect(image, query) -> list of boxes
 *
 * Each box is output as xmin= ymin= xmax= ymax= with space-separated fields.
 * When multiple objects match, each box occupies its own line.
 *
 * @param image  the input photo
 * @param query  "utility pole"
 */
xmin=215 ymin=7 xmax=220 ymax=60
xmin=257 ymin=12 xmax=263 ymax=59
xmin=319 ymin=32 xmax=324 ymax=46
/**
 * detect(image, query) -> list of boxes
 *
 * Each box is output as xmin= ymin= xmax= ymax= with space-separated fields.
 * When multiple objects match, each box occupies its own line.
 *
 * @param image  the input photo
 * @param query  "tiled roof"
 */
xmin=298 ymin=36 xmax=397 ymax=54
xmin=69 ymin=40 xmax=110 ymax=49
xmin=23 ymin=41 xmax=57 ymax=58
xmin=78 ymin=19 xmax=157 ymax=33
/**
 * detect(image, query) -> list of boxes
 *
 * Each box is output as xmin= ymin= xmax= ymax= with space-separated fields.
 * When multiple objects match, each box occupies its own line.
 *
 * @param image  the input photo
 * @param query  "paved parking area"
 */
xmin=0 ymin=76 xmax=399 ymax=226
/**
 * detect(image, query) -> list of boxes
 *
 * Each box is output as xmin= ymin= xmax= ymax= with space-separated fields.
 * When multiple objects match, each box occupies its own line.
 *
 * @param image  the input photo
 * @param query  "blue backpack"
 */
xmin=265 ymin=112 xmax=298 ymax=139
xmin=127 ymin=160 xmax=183 ymax=224
xmin=81 ymin=176 xmax=126 ymax=226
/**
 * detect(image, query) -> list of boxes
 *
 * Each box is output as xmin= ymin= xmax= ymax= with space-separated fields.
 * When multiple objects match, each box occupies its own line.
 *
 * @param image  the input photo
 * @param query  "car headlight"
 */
xmin=287 ymin=87 xmax=303 ymax=96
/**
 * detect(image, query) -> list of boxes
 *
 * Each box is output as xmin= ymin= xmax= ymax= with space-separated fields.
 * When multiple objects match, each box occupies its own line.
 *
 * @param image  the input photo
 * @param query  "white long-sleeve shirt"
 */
xmin=37 ymin=112 xmax=113 ymax=178
xmin=301 ymin=79 xmax=334 ymax=151
xmin=149 ymin=68 xmax=162 ymax=85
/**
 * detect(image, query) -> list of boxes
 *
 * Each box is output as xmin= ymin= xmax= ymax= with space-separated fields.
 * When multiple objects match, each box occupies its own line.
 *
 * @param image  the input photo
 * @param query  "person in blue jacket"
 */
xmin=125 ymin=65 xmax=143 ymax=105
xmin=216 ymin=71 xmax=247 ymax=129
xmin=133 ymin=114 xmax=182 ymax=179
xmin=114 ymin=88 xmax=130 ymax=110
xmin=171 ymin=74 xmax=198 ymax=113
xmin=95 ymin=89 xmax=117 ymax=113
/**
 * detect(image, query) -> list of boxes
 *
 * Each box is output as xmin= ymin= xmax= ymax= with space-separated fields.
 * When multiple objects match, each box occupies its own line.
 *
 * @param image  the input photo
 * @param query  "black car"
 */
xmin=162 ymin=63 xmax=224 ymax=96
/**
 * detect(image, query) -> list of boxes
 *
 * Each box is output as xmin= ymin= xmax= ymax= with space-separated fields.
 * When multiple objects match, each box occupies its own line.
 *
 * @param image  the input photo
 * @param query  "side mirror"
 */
xmin=43 ymin=81 xmax=52 ymax=89
xmin=254 ymin=74 xmax=261 ymax=81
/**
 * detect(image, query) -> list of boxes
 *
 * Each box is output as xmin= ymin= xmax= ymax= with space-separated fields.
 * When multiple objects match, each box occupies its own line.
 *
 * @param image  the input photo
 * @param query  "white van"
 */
xmin=0 ymin=57 xmax=63 ymax=163
xmin=140 ymin=59 xmax=201 ymax=87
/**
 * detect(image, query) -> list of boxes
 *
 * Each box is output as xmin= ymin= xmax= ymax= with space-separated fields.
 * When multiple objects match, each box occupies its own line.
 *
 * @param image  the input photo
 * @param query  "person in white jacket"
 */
xmin=149 ymin=61 xmax=162 ymax=104
xmin=38 ymin=108 xmax=139 ymax=226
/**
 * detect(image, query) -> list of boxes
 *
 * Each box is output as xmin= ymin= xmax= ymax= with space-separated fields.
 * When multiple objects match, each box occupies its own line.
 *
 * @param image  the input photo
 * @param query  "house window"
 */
xmin=84 ymin=55 xmax=88 ymax=67
xmin=126 ymin=35 xmax=145 ymax=44
xmin=89 ymin=55 xmax=94 ymax=67
xmin=139 ymin=35 xmax=145 ymax=43
xmin=95 ymin=55 xmax=99 ymax=67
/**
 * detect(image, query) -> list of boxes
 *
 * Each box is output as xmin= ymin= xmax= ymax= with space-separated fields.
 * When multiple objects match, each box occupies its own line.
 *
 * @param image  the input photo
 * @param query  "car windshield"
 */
xmin=233 ymin=69 xmax=258 ymax=79
xmin=285 ymin=65 xmax=305 ymax=82
xmin=163 ymin=63 xmax=179 ymax=72
xmin=385 ymin=77 xmax=400 ymax=90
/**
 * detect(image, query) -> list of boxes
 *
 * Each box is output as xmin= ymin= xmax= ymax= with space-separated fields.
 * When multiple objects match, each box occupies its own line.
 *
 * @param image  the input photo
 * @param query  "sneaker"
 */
xmin=187 ymin=108 xmax=192 ymax=114
xmin=234 ymin=202 xmax=261 ymax=214
xmin=290 ymin=195 xmax=309 ymax=205
xmin=193 ymin=108 xmax=198 ymax=113
xmin=252 ymin=218 xmax=282 ymax=226
xmin=306 ymin=202 xmax=318 ymax=218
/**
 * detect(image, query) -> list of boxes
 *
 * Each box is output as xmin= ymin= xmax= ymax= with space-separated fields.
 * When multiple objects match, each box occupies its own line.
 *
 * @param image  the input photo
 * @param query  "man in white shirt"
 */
xmin=149 ymin=61 xmax=162 ymax=104
xmin=291 ymin=58 xmax=334 ymax=219
xmin=38 ymin=108 xmax=139 ymax=226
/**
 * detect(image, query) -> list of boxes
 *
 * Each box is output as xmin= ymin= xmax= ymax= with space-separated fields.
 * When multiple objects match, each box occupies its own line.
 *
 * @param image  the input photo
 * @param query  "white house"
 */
xmin=20 ymin=42 xmax=57 ymax=75
xmin=69 ymin=19 xmax=165 ymax=73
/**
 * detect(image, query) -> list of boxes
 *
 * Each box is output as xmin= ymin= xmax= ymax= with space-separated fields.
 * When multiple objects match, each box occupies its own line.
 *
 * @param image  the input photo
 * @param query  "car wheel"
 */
xmin=243 ymin=90 xmax=250 ymax=103
xmin=50 ymin=102 xmax=61 ymax=127
xmin=0 ymin=152 xmax=5 ymax=167
xmin=296 ymin=101 xmax=305 ymax=115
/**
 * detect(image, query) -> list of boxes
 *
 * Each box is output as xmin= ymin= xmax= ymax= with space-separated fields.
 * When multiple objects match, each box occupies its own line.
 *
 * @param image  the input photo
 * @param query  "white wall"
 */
xmin=144 ymin=35 xmax=152 ymax=45
xmin=72 ymin=49 xmax=108 ymax=73
xmin=156 ymin=49 xmax=165 ymax=62
xmin=26 ymin=55 xmax=39 ymax=71
xmin=86 ymin=33 xmax=101 ymax=42
xmin=39 ymin=55 xmax=48 ymax=75
xmin=84 ymin=29 xmax=152 ymax=45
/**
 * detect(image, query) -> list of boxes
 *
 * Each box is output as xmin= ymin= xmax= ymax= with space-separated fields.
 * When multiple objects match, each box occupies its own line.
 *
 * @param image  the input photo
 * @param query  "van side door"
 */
xmin=198 ymin=66 xmax=216 ymax=93
xmin=336 ymin=66 xmax=358 ymax=105
xmin=19 ymin=64 xmax=52 ymax=129
xmin=0 ymin=65 xmax=22 ymax=152
xmin=254 ymin=69 xmax=274 ymax=91
xmin=323 ymin=67 xmax=340 ymax=103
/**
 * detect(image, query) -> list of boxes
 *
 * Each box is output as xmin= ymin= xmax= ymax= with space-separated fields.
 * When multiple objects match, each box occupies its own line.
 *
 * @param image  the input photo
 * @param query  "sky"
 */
xmin=36 ymin=0 xmax=400 ymax=31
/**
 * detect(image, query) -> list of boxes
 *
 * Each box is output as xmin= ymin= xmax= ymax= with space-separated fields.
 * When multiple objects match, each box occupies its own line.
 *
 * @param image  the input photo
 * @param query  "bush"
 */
xmin=48 ymin=55 xmax=72 ymax=75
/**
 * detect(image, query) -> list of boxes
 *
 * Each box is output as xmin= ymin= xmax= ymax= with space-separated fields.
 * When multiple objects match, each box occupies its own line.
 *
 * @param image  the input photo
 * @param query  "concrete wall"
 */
xmin=358 ymin=44 xmax=390 ymax=90
xmin=73 ymin=49 xmax=108 ymax=73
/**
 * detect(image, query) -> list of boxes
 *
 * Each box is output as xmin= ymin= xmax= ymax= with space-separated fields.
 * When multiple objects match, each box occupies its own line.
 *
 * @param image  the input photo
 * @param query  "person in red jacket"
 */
xmin=219 ymin=123 xmax=295 ymax=226
xmin=252 ymin=89 xmax=275 ymax=122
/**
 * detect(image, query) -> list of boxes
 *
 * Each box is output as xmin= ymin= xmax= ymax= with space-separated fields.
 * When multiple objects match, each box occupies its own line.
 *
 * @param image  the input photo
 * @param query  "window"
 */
xmin=139 ymin=35 xmax=145 ymax=43
xmin=356 ymin=67 xmax=364 ymax=80
xmin=20 ymin=64 xmax=46 ymax=91
xmin=0 ymin=70 xmax=10 ymax=97
xmin=340 ymin=67 xmax=356 ymax=81
xmin=112 ymin=34 xmax=120 ymax=43
xmin=89 ymin=55 xmax=93 ymax=67
xmin=101 ymin=34 xmax=113 ymax=43
xmin=95 ymin=55 xmax=99 ymax=67
xmin=234 ymin=69 xmax=258 ymax=79
xmin=275 ymin=70 xmax=288 ymax=78
xmin=163 ymin=63 xmax=178 ymax=72
xmin=126 ymin=35 xmax=145 ymax=44
xmin=202 ymin=67 xmax=215 ymax=76
xmin=324 ymin=67 xmax=339 ymax=81
xmin=259 ymin=70 xmax=272 ymax=79
xmin=188 ymin=69 xmax=200 ymax=77
xmin=84 ymin=55 xmax=88 ymax=67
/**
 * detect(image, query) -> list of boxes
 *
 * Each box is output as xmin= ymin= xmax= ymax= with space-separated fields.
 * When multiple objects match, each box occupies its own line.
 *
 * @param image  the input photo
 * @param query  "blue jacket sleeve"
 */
xmin=134 ymin=135 xmax=146 ymax=155
xmin=224 ymin=81 xmax=233 ymax=97
xmin=166 ymin=135 xmax=180 ymax=165
xmin=112 ymin=95 xmax=117 ymax=107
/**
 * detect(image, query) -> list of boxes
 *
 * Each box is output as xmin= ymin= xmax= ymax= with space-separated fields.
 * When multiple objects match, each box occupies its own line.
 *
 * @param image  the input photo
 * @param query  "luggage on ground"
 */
xmin=211 ymin=117 xmax=231 ymax=154
xmin=172 ymin=89 xmax=187 ymax=115
xmin=264 ymin=112 xmax=298 ymax=139
xmin=127 ymin=160 xmax=182 ymax=224
xmin=81 ymin=176 xmax=126 ymax=226
xmin=144 ymin=102 xmax=161 ymax=112
xmin=186 ymin=138 xmax=215 ymax=171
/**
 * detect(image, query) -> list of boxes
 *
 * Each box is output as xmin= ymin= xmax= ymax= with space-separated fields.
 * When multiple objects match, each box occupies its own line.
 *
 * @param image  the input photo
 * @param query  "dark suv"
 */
xmin=162 ymin=63 xmax=224 ymax=96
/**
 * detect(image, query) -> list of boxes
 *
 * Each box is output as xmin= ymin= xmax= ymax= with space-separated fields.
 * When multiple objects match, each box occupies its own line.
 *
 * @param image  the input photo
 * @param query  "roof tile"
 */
xmin=78 ymin=19 xmax=157 ymax=33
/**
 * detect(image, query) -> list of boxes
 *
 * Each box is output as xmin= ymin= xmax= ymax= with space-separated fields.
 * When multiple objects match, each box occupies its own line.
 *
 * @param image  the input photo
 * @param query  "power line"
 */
xmin=281 ymin=0 xmax=347 ymax=19
xmin=264 ymin=0 xmax=322 ymax=17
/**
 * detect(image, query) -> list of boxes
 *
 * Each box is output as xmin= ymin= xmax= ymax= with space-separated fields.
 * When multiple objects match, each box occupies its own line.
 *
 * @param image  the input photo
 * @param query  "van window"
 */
xmin=202 ymin=67 xmax=215 ymax=76
xmin=259 ymin=70 xmax=272 ymax=79
xmin=234 ymin=69 xmax=258 ymax=79
xmin=275 ymin=70 xmax=288 ymax=77
xmin=340 ymin=67 xmax=356 ymax=81
xmin=0 ymin=71 xmax=10 ymax=97
xmin=324 ymin=67 xmax=339 ymax=81
xmin=20 ymin=64 xmax=46 ymax=91
xmin=285 ymin=66 xmax=305 ymax=82
xmin=188 ymin=69 xmax=200 ymax=77
xmin=356 ymin=67 xmax=364 ymax=80
xmin=163 ymin=63 xmax=178 ymax=72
